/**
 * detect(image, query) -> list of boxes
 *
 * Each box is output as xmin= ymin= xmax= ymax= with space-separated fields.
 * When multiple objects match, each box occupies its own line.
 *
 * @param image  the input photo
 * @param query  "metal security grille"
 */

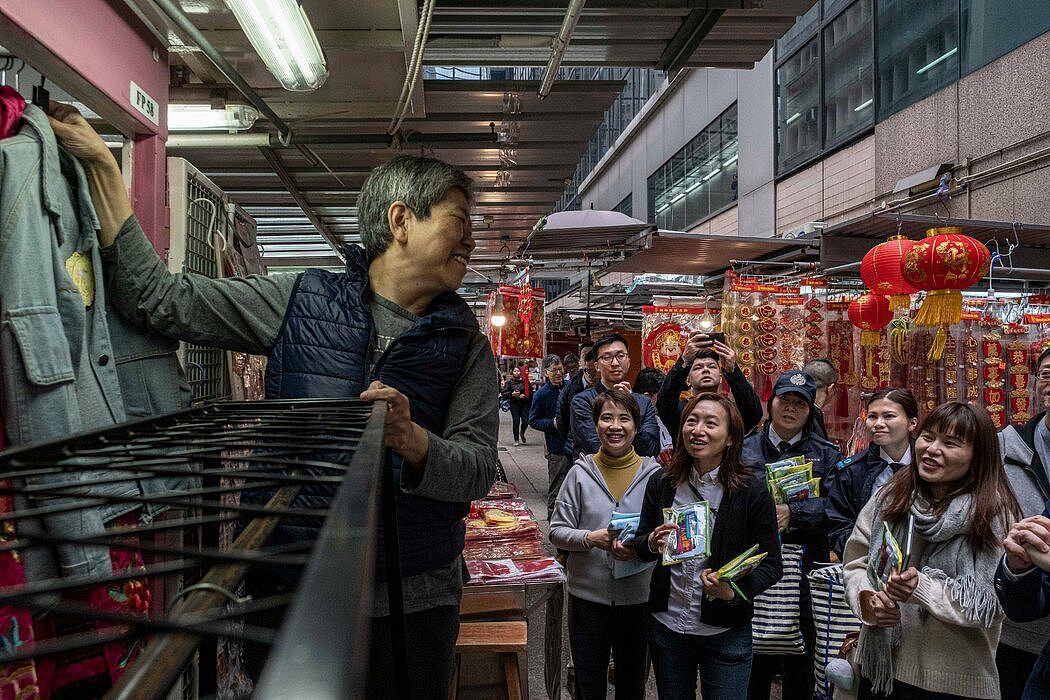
xmin=0 ymin=399 xmax=385 ymax=699
xmin=183 ymin=174 xmax=228 ymax=403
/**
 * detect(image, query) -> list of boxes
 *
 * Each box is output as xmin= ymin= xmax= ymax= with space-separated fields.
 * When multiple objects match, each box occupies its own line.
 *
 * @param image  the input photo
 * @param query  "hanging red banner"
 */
xmin=488 ymin=285 xmax=545 ymax=359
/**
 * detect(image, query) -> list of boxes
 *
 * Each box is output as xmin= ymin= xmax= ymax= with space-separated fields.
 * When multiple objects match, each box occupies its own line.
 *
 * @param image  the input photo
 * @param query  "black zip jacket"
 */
xmin=741 ymin=423 xmax=843 ymax=579
xmin=633 ymin=470 xmax=783 ymax=629
xmin=656 ymin=356 xmax=763 ymax=444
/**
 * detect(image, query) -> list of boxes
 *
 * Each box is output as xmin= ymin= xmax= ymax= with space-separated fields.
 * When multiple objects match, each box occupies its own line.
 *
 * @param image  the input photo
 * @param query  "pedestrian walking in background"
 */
xmin=501 ymin=365 xmax=531 ymax=445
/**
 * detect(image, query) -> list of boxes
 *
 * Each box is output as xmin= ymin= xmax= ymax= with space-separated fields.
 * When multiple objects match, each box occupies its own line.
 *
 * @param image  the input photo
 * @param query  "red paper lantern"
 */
xmin=860 ymin=236 xmax=917 ymax=311
xmin=902 ymin=227 xmax=991 ymax=358
xmin=848 ymin=293 xmax=893 ymax=348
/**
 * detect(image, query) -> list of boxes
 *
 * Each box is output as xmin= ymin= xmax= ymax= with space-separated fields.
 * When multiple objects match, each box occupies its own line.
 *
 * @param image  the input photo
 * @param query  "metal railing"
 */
xmin=0 ymin=398 xmax=386 ymax=699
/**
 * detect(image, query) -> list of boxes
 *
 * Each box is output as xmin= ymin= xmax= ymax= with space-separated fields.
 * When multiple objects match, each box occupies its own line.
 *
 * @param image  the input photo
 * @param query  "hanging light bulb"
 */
xmin=490 ymin=293 xmax=507 ymax=327
xmin=698 ymin=306 xmax=715 ymax=331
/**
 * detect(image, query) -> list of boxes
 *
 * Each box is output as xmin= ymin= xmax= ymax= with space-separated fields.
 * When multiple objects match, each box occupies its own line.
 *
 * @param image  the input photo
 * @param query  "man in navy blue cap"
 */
xmin=743 ymin=368 xmax=843 ymax=700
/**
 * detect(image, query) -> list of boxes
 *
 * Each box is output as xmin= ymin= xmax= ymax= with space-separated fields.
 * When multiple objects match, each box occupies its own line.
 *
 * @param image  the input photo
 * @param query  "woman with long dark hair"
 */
xmin=500 ymin=365 xmax=530 ymax=445
xmin=634 ymin=392 xmax=782 ymax=700
xmin=827 ymin=388 xmax=919 ymax=558
xmin=843 ymin=401 xmax=1021 ymax=699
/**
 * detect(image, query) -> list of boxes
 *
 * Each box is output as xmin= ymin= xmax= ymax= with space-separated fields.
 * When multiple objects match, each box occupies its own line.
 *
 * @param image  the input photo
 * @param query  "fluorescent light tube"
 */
xmin=723 ymin=154 xmax=738 ymax=166
xmin=684 ymin=180 xmax=702 ymax=193
xmin=701 ymin=167 xmax=722 ymax=182
xmin=224 ymin=0 xmax=328 ymax=91
xmin=854 ymin=98 xmax=873 ymax=112
xmin=671 ymin=191 xmax=686 ymax=203
xmin=168 ymin=104 xmax=260 ymax=131
xmin=916 ymin=47 xmax=957 ymax=75
xmin=785 ymin=112 xmax=801 ymax=125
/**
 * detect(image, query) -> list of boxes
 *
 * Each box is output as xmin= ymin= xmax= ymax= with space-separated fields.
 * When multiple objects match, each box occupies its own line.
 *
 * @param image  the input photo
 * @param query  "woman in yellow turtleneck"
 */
xmin=550 ymin=389 xmax=662 ymax=700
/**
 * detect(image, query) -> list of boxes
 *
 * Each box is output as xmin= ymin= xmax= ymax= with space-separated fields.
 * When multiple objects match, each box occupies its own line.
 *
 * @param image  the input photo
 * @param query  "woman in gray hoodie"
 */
xmin=550 ymin=389 xmax=662 ymax=700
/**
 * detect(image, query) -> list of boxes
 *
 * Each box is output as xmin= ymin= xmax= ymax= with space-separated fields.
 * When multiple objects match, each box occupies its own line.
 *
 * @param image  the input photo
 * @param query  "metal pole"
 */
xmin=382 ymin=450 xmax=408 ymax=699
xmin=538 ymin=0 xmax=587 ymax=99
xmin=106 ymin=482 xmax=304 ymax=699
xmin=150 ymin=0 xmax=292 ymax=144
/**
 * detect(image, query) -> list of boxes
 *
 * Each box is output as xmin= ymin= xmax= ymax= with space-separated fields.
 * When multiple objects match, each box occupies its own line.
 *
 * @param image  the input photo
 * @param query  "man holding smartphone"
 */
xmin=656 ymin=331 xmax=763 ymax=444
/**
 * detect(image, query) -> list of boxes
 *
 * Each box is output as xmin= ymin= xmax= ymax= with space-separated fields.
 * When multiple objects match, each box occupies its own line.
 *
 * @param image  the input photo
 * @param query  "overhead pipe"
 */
xmin=537 ymin=0 xmax=587 ymax=99
xmin=165 ymin=131 xmax=498 ymax=148
xmin=151 ymin=0 xmax=292 ymax=144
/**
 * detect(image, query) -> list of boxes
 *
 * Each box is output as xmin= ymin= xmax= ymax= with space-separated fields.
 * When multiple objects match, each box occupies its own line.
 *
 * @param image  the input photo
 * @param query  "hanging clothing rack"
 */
xmin=0 ymin=398 xmax=388 ymax=699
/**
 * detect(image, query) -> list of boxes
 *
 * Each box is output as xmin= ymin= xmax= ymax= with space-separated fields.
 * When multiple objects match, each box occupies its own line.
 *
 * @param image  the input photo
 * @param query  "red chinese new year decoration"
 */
xmin=860 ymin=236 xmax=917 ymax=311
xmin=848 ymin=293 xmax=893 ymax=347
xmin=902 ymin=227 xmax=991 ymax=359
xmin=488 ymin=284 xmax=545 ymax=359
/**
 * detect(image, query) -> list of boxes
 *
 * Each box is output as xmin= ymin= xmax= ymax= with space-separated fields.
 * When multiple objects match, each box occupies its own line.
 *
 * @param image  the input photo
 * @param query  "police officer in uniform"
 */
xmin=743 ymin=369 xmax=843 ymax=700
xmin=826 ymin=387 xmax=918 ymax=559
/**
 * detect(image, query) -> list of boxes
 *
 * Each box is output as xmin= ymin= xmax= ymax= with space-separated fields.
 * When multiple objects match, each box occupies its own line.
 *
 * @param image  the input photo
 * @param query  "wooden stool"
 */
xmin=449 ymin=620 xmax=528 ymax=700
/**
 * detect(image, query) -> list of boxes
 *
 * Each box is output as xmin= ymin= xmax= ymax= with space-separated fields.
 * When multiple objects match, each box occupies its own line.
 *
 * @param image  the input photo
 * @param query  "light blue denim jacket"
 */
xmin=0 ymin=105 xmax=192 ymax=579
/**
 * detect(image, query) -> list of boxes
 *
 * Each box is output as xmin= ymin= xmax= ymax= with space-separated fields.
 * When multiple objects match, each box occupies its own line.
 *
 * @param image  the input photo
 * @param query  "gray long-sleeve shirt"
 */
xmin=101 ymin=215 xmax=500 ymax=614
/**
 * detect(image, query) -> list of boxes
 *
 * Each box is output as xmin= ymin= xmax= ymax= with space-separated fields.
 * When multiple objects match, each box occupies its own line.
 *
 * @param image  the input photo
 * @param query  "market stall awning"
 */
xmin=517 ymin=210 xmax=655 ymax=263
xmin=599 ymin=230 xmax=817 ymax=277
xmin=819 ymin=212 xmax=1050 ymax=277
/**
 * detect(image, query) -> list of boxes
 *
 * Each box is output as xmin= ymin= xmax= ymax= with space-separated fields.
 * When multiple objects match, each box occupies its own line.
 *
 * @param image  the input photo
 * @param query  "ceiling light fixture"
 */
xmin=223 ymin=0 xmax=328 ymax=91
xmin=168 ymin=104 xmax=261 ymax=131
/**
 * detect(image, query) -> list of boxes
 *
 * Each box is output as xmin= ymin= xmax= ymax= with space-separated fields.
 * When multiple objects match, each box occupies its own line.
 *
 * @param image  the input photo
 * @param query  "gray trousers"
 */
xmin=546 ymin=452 xmax=573 ymax=520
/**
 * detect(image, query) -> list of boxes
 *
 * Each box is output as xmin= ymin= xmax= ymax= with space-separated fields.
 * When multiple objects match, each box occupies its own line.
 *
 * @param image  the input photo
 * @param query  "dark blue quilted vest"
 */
xmin=263 ymin=245 xmax=477 ymax=579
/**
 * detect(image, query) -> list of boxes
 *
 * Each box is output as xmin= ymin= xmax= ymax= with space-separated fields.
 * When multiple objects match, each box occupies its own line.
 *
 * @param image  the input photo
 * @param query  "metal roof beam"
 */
xmin=657 ymin=7 xmax=724 ymax=72
xmin=257 ymin=146 xmax=344 ymax=262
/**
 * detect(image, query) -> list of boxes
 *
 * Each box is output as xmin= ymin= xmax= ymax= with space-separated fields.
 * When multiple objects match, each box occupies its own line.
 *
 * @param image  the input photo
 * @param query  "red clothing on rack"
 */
xmin=0 ymin=86 xmax=26 ymax=139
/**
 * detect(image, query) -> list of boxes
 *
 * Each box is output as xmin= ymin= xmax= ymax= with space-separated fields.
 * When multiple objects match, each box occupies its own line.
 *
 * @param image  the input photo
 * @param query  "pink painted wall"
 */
xmin=0 ymin=0 xmax=171 ymax=252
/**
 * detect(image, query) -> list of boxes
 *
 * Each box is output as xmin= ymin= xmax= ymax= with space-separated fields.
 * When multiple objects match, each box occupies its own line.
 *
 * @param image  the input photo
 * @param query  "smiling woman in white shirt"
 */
xmin=634 ymin=392 xmax=782 ymax=700
xmin=827 ymin=388 xmax=920 ymax=558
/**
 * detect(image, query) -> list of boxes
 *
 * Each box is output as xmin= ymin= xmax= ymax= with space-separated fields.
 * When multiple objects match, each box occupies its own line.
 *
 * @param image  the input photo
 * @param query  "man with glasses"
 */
xmin=529 ymin=354 xmax=573 ymax=518
xmin=656 ymin=331 xmax=762 ymax=445
xmin=996 ymin=346 xmax=1050 ymax=699
xmin=568 ymin=333 xmax=660 ymax=457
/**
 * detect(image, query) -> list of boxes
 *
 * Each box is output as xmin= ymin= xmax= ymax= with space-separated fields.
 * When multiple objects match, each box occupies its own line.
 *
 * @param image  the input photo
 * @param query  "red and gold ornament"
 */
xmin=847 ymin=293 xmax=893 ymax=348
xmin=902 ymin=227 xmax=991 ymax=360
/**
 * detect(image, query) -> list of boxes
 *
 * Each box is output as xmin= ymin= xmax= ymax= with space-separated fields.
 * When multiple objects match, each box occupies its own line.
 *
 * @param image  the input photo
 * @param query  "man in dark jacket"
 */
xmin=996 ymin=346 xmax=1050 ymax=699
xmin=802 ymin=357 xmax=838 ymax=440
xmin=557 ymin=340 xmax=596 ymax=451
xmin=742 ymin=369 xmax=843 ymax=700
xmin=657 ymin=331 xmax=762 ymax=442
xmin=569 ymin=333 xmax=661 ymax=457
xmin=49 ymin=103 xmax=499 ymax=699
xmin=995 ymin=505 xmax=1050 ymax=700
xmin=528 ymin=353 xmax=572 ymax=517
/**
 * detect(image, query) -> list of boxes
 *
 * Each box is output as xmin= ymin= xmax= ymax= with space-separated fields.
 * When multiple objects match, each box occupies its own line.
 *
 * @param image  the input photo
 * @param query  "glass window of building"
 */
xmin=613 ymin=193 xmax=633 ymax=217
xmin=961 ymin=0 xmax=1050 ymax=75
xmin=776 ymin=37 xmax=820 ymax=173
xmin=876 ymin=0 xmax=959 ymax=118
xmin=823 ymin=0 xmax=873 ymax=147
xmin=649 ymin=105 xmax=738 ymax=231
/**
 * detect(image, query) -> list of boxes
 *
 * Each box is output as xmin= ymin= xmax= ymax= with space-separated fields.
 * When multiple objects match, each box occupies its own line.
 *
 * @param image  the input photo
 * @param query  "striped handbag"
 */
xmin=751 ymin=543 xmax=805 ymax=655
xmin=809 ymin=564 xmax=862 ymax=699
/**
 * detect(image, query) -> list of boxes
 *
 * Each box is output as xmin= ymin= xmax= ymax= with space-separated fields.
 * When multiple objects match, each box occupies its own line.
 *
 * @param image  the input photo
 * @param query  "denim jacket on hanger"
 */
xmin=0 ymin=104 xmax=192 ymax=580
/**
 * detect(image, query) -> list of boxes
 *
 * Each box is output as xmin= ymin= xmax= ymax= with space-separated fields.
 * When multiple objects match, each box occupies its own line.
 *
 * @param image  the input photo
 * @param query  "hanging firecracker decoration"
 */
xmin=518 ymin=274 xmax=534 ymax=337
xmin=861 ymin=236 xmax=918 ymax=312
xmin=848 ymin=293 xmax=893 ymax=347
xmin=902 ymin=227 xmax=991 ymax=360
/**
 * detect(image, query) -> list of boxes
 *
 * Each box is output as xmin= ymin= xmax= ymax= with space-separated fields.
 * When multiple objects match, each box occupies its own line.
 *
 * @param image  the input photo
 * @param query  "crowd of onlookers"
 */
xmin=517 ymin=331 xmax=1050 ymax=700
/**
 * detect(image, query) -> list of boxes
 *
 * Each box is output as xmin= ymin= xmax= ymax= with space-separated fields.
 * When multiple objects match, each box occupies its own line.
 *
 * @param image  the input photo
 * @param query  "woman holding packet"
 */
xmin=634 ymin=392 xmax=782 ymax=700
xmin=550 ymin=389 xmax=661 ymax=699
xmin=843 ymin=401 xmax=1021 ymax=699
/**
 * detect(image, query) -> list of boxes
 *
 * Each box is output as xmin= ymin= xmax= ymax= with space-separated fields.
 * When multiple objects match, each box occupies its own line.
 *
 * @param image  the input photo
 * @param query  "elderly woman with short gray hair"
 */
xmin=46 ymin=103 xmax=500 ymax=698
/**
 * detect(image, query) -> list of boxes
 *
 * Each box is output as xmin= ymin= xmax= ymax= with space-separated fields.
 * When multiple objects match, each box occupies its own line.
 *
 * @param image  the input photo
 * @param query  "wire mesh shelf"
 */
xmin=0 ymin=398 xmax=385 ymax=699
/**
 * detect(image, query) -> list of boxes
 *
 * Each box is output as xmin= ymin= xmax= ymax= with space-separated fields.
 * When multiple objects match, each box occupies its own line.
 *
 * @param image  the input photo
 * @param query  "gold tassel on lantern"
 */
xmin=888 ymin=294 xmax=911 ymax=312
xmin=914 ymin=289 xmax=961 ymax=361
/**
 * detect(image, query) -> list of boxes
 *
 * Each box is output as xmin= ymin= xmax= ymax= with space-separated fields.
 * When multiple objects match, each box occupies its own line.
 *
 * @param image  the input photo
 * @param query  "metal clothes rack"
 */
xmin=0 ymin=398 xmax=388 ymax=699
